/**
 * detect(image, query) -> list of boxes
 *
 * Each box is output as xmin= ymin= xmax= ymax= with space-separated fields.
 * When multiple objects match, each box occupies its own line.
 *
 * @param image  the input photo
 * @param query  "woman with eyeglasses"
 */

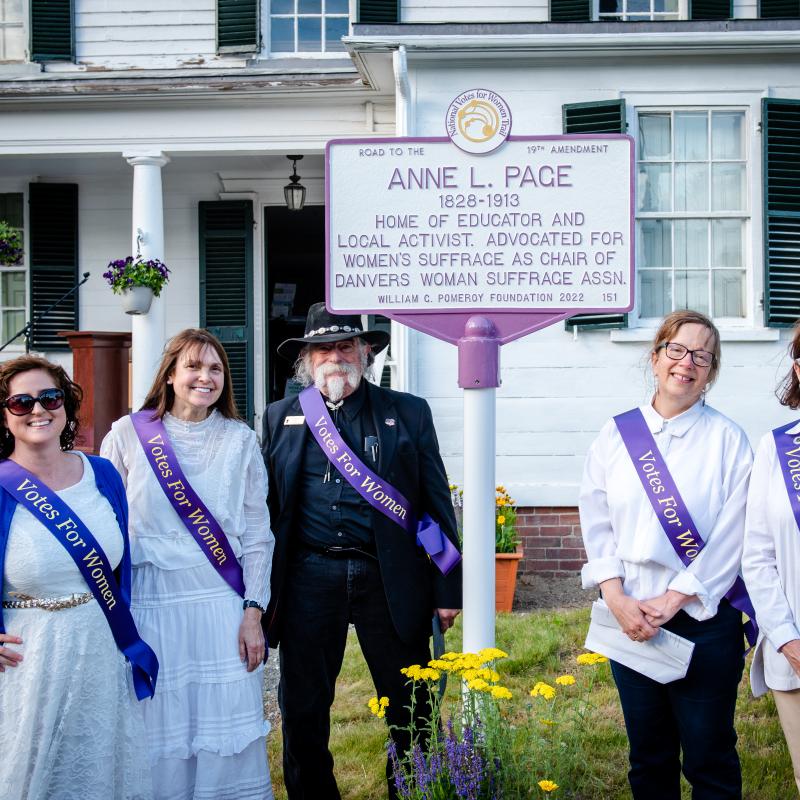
xmin=101 ymin=329 xmax=274 ymax=800
xmin=579 ymin=310 xmax=753 ymax=799
xmin=0 ymin=355 xmax=155 ymax=800
xmin=742 ymin=321 xmax=800 ymax=794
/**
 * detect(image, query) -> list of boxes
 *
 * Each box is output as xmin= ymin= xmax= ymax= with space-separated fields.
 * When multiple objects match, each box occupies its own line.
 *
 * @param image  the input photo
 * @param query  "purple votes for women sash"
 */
xmin=298 ymin=387 xmax=461 ymax=576
xmin=130 ymin=412 xmax=245 ymax=597
xmin=772 ymin=420 xmax=800 ymax=536
xmin=0 ymin=460 xmax=158 ymax=700
xmin=614 ymin=408 xmax=757 ymax=647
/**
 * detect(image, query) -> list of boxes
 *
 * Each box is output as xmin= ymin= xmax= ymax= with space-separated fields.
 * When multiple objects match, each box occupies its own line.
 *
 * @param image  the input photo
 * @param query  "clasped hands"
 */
xmin=601 ymin=578 xmax=691 ymax=643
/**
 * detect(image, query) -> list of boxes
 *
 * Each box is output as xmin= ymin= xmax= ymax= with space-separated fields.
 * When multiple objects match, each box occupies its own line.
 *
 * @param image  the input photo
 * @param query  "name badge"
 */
xmin=284 ymin=415 xmax=305 ymax=426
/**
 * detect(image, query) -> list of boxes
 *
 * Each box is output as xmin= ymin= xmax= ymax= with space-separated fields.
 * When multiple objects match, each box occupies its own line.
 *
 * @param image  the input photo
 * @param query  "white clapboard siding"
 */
xmin=75 ymin=0 xmax=220 ymax=68
xmin=403 ymin=0 xmax=549 ymax=23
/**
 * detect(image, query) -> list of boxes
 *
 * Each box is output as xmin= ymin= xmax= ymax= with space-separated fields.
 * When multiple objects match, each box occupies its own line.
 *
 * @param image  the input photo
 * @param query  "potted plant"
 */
xmin=495 ymin=485 xmax=523 ymax=612
xmin=449 ymin=482 xmax=523 ymax=612
xmin=0 ymin=221 xmax=23 ymax=266
xmin=103 ymin=256 xmax=170 ymax=315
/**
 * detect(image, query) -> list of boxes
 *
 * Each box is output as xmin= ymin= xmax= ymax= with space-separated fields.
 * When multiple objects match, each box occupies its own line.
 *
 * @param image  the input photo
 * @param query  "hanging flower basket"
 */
xmin=103 ymin=256 xmax=170 ymax=316
xmin=0 ymin=221 xmax=23 ymax=266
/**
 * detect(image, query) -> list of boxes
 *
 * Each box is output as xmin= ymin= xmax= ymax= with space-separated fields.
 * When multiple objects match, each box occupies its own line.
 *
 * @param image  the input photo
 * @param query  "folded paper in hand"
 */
xmin=584 ymin=600 xmax=695 ymax=684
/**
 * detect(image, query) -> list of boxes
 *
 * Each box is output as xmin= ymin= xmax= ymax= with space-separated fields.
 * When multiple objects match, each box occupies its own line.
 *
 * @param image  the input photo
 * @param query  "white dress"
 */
xmin=101 ymin=411 xmax=275 ymax=800
xmin=0 ymin=451 xmax=152 ymax=800
xmin=742 ymin=425 xmax=800 ymax=697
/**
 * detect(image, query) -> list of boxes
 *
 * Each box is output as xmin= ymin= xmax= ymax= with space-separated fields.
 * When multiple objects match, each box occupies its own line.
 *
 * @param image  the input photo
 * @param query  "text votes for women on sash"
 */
xmin=13 ymin=476 xmax=118 ymax=610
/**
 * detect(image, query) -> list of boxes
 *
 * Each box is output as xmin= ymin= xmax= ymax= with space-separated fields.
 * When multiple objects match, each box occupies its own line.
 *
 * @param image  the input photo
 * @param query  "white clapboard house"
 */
xmin=0 ymin=1 xmax=799 ymax=572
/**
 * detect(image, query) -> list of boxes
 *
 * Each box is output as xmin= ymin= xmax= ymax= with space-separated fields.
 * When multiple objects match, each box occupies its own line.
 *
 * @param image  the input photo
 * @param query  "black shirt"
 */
xmin=296 ymin=380 xmax=377 ymax=550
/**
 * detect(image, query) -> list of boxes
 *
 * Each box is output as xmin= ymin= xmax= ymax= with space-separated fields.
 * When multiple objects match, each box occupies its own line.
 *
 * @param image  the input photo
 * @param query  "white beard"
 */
xmin=313 ymin=362 xmax=362 ymax=402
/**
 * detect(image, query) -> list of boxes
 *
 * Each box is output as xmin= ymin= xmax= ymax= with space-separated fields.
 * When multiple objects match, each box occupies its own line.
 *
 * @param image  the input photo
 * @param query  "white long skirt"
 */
xmin=132 ymin=561 xmax=273 ymax=800
xmin=0 ymin=600 xmax=152 ymax=800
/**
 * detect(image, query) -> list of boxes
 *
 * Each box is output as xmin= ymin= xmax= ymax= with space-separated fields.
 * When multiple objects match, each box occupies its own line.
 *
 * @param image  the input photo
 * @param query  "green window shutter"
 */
xmin=760 ymin=0 xmax=800 ymax=17
xmin=763 ymin=99 xmax=800 ymax=327
xmin=358 ymin=0 xmax=399 ymax=23
xmin=199 ymin=200 xmax=254 ymax=424
xmin=689 ymin=0 xmax=732 ymax=19
xmin=28 ymin=183 xmax=79 ymax=352
xmin=551 ymin=0 xmax=592 ymax=21
xmin=217 ymin=0 xmax=259 ymax=52
xmin=30 ymin=0 xmax=74 ymax=62
xmin=562 ymin=101 xmax=628 ymax=330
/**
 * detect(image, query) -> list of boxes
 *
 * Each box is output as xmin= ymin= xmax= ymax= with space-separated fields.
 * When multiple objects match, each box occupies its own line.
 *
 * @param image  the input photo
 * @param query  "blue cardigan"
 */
xmin=0 ymin=454 xmax=133 ymax=635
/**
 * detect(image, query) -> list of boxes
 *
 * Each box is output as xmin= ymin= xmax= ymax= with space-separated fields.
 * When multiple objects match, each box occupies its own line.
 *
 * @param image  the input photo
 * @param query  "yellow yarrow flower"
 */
xmin=538 ymin=779 xmax=559 ymax=792
xmin=466 ymin=678 xmax=490 ymax=692
xmin=489 ymin=685 xmax=512 ymax=699
xmin=539 ymin=718 xmax=555 ymax=726
xmin=530 ymin=682 xmax=556 ymax=700
xmin=440 ymin=651 xmax=463 ymax=661
xmin=576 ymin=652 xmax=609 ymax=665
xmin=367 ymin=696 xmax=388 ymax=719
xmin=477 ymin=647 xmax=508 ymax=661
xmin=427 ymin=659 xmax=451 ymax=671
xmin=555 ymin=675 xmax=576 ymax=686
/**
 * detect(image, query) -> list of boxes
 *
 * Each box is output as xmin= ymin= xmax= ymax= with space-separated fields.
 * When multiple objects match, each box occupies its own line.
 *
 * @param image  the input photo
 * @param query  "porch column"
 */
xmin=125 ymin=153 xmax=170 ymax=410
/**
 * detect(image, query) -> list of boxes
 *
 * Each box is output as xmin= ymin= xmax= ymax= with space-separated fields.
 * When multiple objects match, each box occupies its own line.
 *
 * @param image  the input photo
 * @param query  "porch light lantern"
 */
xmin=284 ymin=155 xmax=306 ymax=211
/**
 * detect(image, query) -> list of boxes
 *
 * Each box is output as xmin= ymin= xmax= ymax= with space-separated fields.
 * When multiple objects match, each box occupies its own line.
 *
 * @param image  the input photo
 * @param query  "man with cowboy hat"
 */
xmin=261 ymin=302 xmax=462 ymax=799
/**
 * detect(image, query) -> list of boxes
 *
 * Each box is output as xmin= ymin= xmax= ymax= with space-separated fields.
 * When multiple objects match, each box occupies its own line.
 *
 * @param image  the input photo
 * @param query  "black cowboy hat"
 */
xmin=276 ymin=302 xmax=390 ymax=362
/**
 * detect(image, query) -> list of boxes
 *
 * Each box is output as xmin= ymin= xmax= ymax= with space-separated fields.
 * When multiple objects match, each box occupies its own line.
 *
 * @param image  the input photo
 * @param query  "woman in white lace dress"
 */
xmin=0 ymin=355 xmax=152 ymax=800
xmin=101 ymin=329 xmax=275 ymax=800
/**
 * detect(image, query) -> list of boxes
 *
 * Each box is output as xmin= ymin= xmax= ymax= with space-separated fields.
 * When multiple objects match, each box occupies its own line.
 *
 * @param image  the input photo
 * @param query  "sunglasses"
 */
xmin=2 ymin=388 xmax=65 ymax=416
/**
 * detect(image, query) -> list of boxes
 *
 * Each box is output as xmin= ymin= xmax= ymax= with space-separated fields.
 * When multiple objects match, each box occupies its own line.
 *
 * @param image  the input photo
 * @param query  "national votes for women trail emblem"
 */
xmin=445 ymin=88 xmax=512 ymax=155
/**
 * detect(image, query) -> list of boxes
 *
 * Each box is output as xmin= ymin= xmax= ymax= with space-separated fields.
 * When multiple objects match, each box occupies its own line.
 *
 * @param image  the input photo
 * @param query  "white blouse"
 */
xmin=580 ymin=400 xmax=753 ymax=621
xmin=100 ymin=411 xmax=274 ymax=609
xmin=742 ymin=425 xmax=800 ymax=695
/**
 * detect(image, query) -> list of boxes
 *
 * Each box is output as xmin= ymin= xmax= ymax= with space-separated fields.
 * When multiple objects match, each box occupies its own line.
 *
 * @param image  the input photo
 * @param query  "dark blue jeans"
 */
xmin=611 ymin=600 xmax=745 ymax=800
xmin=278 ymin=548 xmax=432 ymax=800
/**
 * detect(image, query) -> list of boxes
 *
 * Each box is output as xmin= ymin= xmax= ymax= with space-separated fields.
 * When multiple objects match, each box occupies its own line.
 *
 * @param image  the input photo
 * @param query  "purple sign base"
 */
xmin=388 ymin=310 xmax=571 ymax=346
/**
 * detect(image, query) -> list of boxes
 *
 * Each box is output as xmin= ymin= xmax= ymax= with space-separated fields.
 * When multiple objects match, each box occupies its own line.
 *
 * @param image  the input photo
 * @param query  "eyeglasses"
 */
xmin=657 ymin=342 xmax=715 ymax=368
xmin=2 ymin=388 xmax=65 ymax=416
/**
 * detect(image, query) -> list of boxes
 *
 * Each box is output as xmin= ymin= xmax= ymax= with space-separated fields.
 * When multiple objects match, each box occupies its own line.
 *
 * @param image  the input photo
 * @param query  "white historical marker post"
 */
xmin=326 ymin=97 xmax=634 ymax=654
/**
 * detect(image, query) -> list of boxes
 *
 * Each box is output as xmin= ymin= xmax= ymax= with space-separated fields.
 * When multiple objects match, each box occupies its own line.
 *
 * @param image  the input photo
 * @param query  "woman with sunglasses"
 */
xmin=101 ymin=329 xmax=274 ymax=800
xmin=742 ymin=321 xmax=800 ymax=794
xmin=0 ymin=355 xmax=155 ymax=800
xmin=579 ymin=310 xmax=752 ymax=799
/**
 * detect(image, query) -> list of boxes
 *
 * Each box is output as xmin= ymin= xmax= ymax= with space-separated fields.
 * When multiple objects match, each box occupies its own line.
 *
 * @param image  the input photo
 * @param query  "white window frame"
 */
xmin=611 ymin=92 xmax=766 ymax=338
xmin=260 ymin=0 xmax=354 ymax=59
xmin=0 ymin=191 xmax=28 ymax=353
xmin=0 ymin=0 xmax=26 ymax=63
xmin=592 ymin=0 xmax=689 ymax=20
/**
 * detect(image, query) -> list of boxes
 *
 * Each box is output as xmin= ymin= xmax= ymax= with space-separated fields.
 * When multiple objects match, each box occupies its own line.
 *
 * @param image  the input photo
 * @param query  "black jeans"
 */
xmin=611 ymin=600 xmax=745 ymax=800
xmin=278 ymin=548 xmax=432 ymax=800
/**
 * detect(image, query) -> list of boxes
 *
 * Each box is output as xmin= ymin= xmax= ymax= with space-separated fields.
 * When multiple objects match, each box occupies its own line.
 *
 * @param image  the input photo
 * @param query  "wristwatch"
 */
xmin=242 ymin=599 xmax=265 ymax=614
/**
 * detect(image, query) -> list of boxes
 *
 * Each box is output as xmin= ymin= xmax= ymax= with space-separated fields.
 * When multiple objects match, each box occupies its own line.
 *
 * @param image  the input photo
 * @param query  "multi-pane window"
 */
xmin=0 ymin=194 xmax=26 ymax=347
xmin=269 ymin=0 xmax=349 ymax=54
xmin=598 ymin=0 xmax=681 ymax=20
xmin=0 ymin=0 xmax=25 ymax=61
xmin=636 ymin=110 xmax=747 ymax=320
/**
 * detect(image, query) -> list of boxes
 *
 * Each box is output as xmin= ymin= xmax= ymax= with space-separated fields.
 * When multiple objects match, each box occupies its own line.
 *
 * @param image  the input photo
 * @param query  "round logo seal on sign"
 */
xmin=445 ymin=89 xmax=512 ymax=154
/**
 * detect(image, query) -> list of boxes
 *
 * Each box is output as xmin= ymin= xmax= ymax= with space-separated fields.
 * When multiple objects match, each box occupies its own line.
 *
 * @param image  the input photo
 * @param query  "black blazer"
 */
xmin=261 ymin=381 xmax=462 ymax=647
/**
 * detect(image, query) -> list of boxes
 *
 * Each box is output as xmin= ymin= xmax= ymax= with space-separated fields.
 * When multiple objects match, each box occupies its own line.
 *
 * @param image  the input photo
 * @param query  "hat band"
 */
xmin=306 ymin=325 xmax=362 ymax=338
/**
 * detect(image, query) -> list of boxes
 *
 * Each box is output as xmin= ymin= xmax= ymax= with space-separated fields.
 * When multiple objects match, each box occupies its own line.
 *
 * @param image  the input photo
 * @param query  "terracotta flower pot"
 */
xmin=121 ymin=285 xmax=154 ymax=315
xmin=495 ymin=548 xmax=523 ymax=612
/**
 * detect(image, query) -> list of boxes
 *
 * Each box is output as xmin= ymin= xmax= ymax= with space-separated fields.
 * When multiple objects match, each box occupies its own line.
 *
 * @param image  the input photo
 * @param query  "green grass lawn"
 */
xmin=267 ymin=607 xmax=795 ymax=799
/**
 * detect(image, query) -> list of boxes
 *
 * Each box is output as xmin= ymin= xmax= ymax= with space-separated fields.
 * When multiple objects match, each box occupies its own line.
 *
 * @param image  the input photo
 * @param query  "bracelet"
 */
xmin=243 ymin=599 xmax=265 ymax=614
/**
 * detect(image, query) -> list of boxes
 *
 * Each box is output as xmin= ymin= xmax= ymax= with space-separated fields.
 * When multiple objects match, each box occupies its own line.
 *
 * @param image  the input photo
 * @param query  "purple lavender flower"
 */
xmin=387 ymin=741 xmax=411 ymax=799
